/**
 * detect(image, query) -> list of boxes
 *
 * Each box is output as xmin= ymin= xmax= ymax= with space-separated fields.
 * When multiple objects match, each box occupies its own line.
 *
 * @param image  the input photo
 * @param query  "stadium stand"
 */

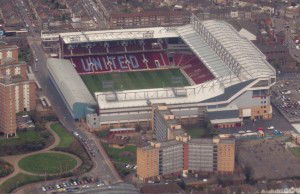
xmin=52 ymin=16 xmax=276 ymax=130
xmin=66 ymin=44 xmax=214 ymax=84
xmin=70 ymin=52 xmax=173 ymax=74
xmin=173 ymin=53 xmax=214 ymax=84
xmin=90 ymin=42 xmax=107 ymax=54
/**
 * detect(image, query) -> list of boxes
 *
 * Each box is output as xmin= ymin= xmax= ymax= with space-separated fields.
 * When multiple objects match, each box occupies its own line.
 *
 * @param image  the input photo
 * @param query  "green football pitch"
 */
xmin=81 ymin=69 xmax=190 ymax=94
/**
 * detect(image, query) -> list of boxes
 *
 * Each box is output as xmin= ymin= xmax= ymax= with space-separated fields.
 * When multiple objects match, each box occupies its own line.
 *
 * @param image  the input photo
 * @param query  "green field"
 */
xmin=81 ymin=69 xmax=190 ymax=94
xmin=186 ymin=127 xmax=209 ymax=138
xmin=0 ymin=173 xmax=44 ymax=193
xmin=50 ymin=123 xmax=74 ymax=148
xmin=290 ymin=147 xmax=300 ymax=157
xmin=102 ymin=144 xmax=137 ymax=176
xmin=0 ymin=130 xmax=45 ymax=146
xmin=103 ymin=144 xmax=136 ymax=164
xmin=19 ymin=152 xmax=77 ymax=174
xmin=0 ymin=129 xmax=52 ymax=156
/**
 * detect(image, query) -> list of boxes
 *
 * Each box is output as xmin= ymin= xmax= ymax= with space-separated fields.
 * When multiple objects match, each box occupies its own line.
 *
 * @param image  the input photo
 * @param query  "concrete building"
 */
xmin=137 ymin=146 xmax=159 ymax=180
xmin=216 ymin=138 xmax=235 ymax=174
xmin=54 ymin=17 xmax=276 ymax=130
xmin=157 ymin=140 xmax=184 ymax=176
xmin=110 ymin=9 xmax=190 ymax=29
xmin=207 ymin=106 xmax=242 ymax=128
xmin=187 ymin=138 xmax=216 ymax=173
xmin=137 ymin=136 xmax=235 ymax=181
xmin=152 ymin=104 xmax=185 ymax=141
xmin=0 ymin=45 xmax=36 ymax=137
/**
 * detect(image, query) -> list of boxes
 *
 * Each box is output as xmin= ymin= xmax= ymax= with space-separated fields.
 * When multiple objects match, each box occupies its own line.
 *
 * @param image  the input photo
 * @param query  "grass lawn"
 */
xmin=50 ymin=123 xmax=74 ymax=148
xmin=103 ymin=144 xmax=137 ymax=177
xmin=0 ymin=173 xmax=43 ymax=193
xmin=103 ymin=144 xmax=136 ymax=164
xmin=290 ymin=147 xmax=300 ymax=157
xmin=0 ymin=130 xmax=47 ymax=146
xmin=186 ymin=127 xmax=209 ymax=138
xmin=81 ymin=69 xmax=190 ymax=94
xmin=19 ymin=152 xmax=77 ymax=174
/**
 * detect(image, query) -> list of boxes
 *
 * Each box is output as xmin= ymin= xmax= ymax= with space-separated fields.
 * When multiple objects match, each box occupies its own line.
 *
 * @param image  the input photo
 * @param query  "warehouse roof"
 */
xmin=47 ymin=58 xmax=96 ymax=110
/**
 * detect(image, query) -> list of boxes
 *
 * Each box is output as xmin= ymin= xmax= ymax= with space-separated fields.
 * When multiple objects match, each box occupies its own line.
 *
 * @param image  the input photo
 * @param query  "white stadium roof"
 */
xmin=200 ymin=20 xmax=275 ymax=81
xmin=59 ymin=27 xmax=178 ymax=44
xmin=47 ymin=58 xmax=97 ymax=113
xmin=176 ymin=24 xmax=234 ymax=83
xmin=58 ymin=16 xmax=276 ymax=111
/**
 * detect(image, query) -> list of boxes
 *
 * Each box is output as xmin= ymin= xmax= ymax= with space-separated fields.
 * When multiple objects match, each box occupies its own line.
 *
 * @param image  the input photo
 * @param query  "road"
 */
xmin=28 ymin=38 xmax=121 ymax=183
xmin=81 ymin=0 xmax=109 ymax=29
xmin=7 ymin=0 xmax=122 ymax=189
xmin=14 ymin=0 xmax=37 ymax=34
xmin=273 ymin=17 xmax=300 ymax=63
xmin=18 ymin=0 xmax=120 ymax=182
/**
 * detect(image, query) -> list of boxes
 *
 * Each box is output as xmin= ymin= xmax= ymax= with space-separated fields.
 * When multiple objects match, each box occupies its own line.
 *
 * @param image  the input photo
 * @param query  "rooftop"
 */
xmin=60 ymin=27 xmax=178 ymax=44
xmin=0 ymin=75 xmax=24 ymax=85
xmin=201 ymin=20 xmax=275 ymax=81
xmin=219 ymin=138 xmax=235 ymax=144
xmin=47 ymin=58 xmax=97 ymax=109
xmin=0 ymin=45 xmax=18 ymax=51
xmin=189 ymin=138 xmax=213 ymax=144
xmin=159 ymin=140 xmax=182 ymax=148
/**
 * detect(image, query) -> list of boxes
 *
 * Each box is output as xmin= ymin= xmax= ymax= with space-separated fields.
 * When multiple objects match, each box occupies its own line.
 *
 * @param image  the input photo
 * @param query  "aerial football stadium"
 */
xmin=47 ymin=14 xmax=276 ymax=130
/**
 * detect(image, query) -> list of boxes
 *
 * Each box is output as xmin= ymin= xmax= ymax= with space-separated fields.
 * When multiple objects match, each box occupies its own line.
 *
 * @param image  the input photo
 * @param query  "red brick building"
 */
xmin=110 ymin=9 xmax=190 ymax=29
xmin=0 ymin=45 xmax=36 ymax=137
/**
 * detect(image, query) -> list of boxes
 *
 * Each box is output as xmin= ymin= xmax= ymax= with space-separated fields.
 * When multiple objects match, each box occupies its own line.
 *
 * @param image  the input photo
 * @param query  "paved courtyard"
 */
xmin=237 ymin=137 xmax=300 ymax=180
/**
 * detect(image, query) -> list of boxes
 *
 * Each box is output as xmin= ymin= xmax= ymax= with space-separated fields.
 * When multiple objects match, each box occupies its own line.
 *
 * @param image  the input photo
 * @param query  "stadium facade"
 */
xmin=48 ymin=14 xmax=276 ymax=130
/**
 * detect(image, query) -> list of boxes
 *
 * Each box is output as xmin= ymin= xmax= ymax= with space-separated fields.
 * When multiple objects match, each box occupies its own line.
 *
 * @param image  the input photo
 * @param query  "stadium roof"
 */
xmin=58 ymin=17 xmax=276 ymax=112
xmin=201 ymin=20 xmax=275 ymax=80
xmin=176 ymin=24 xmax=234 ymax=82
xmin=59 ymin=27 xmax=178 ymax=44
xmin=47 ymin=58 xmax=96 ymax=117
xmin=95 ymin=80 xmax=223 ymax=109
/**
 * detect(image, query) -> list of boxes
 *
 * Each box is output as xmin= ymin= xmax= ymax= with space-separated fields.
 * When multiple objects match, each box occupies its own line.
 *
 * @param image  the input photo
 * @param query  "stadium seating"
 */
xmin=90 ymin=42 xmax=107 ymax=54
xmin=70 ymin=52 xmax=171 ymax=74
xmin=126 ymin=40 xmax=143 ymax=52
xmin=63 ymin=39 xmax=170 ymax=57
xmin=107 ymin=41 xmax=125 ymax=53
xmin=173 ymin=54 xmax=214 ymax=84
xmin=63 ymin=39 xmax=214 ymax=85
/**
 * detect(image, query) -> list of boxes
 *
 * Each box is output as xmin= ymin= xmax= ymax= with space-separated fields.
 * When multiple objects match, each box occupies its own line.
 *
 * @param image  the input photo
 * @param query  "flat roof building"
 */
xmin=152 ymin=104 xmax=185 ymax=141
xmin=137 ymin=136 xmax=235 ymax=181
